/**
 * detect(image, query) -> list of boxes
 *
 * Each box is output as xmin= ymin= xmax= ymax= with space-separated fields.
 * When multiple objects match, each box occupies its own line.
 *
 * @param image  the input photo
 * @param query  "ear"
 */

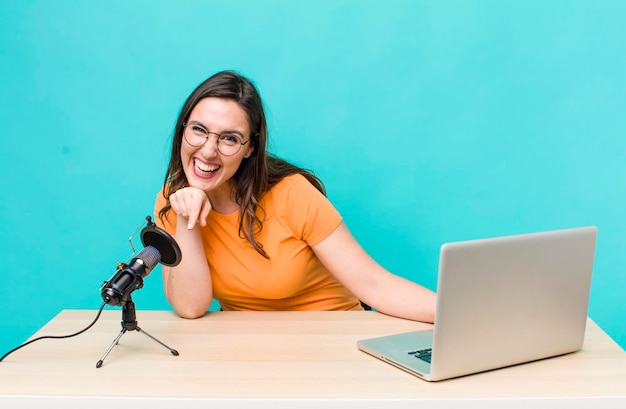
xmin=243 ymin=137 xmax=255 ymax=159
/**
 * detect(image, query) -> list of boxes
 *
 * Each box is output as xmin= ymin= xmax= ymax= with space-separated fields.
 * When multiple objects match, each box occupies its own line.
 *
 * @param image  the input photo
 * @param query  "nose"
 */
xmin=199 ymin=134 xmax=220 ymax=157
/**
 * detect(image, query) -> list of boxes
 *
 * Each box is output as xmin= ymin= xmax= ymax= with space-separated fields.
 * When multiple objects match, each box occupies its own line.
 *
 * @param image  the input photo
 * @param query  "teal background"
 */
xmin=1 ymin=0 xmax=624 ymax=357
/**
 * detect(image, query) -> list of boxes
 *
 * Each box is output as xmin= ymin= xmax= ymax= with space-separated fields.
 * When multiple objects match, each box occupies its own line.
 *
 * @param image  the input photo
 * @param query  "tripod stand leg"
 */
xmin=136 ymin=326 xmax=179 ymax=356
xmin=96 ymin=297 xmax=179 ymax=367
xmin=96 ymin=328 xmax=127 ymax=368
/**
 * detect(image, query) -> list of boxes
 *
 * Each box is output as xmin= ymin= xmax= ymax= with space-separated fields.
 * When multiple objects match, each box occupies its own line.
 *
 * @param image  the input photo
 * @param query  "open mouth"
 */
xmin=194 ymin=159 xmax=220 ymax=176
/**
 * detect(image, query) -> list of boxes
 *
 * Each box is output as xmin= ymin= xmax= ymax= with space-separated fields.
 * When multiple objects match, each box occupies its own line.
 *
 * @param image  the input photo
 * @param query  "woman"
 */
xmin=155 ymin=70 xmax=436 ymax=323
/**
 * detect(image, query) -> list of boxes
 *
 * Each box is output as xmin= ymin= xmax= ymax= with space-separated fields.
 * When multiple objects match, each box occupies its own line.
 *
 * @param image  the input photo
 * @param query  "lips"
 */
xmin=193 ymin=158 xmax=220 ymax=177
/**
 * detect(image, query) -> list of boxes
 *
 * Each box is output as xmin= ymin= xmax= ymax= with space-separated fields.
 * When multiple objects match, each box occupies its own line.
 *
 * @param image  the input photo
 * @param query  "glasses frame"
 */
xmin=182 ymin=122 xmax=251 ymax=156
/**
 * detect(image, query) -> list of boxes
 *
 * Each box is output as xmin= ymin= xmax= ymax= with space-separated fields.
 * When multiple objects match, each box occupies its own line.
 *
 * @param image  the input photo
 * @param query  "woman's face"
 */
xmin=181 ymin=97 xmax=254 ymax=202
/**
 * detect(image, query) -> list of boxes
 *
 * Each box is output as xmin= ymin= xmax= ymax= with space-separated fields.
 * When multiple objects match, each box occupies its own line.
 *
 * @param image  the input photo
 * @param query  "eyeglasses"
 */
xmin=183 ymin=122 xmax=251 ymax=156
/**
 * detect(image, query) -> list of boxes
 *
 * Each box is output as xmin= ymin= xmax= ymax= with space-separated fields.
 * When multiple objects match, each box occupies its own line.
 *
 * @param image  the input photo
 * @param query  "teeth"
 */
xmin=195 ymin=160 xmax=219 ymax=173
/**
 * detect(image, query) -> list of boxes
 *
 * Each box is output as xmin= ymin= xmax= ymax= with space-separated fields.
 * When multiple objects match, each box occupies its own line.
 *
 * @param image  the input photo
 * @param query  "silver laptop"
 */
xmin=357 ymin=226 xmax=597 ymax=381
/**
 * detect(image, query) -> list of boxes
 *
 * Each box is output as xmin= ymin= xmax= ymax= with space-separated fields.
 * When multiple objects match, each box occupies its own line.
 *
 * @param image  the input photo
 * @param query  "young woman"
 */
xmin=155 ymin=70 xmax=436 ymax=323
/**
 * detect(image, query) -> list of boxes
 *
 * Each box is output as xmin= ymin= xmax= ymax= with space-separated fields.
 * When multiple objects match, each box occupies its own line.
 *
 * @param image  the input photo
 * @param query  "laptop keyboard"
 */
xmin=408 ymin=348 xmax=432 ymax=363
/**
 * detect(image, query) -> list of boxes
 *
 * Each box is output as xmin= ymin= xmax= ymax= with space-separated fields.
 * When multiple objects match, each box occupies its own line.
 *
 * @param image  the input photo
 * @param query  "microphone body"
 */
xmin=101 ymin=246 xmax=161 ymax=306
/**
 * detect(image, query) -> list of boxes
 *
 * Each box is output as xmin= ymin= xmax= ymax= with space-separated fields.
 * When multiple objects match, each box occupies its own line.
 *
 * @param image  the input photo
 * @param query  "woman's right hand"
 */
xmin=163 ymin=186 xmax=214 ymax=318
xmin=168 ymin=187 xmax=212 ymax=230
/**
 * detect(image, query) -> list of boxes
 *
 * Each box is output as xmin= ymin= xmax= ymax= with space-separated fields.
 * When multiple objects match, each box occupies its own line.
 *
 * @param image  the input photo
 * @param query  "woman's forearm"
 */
xmin=163 ymin=215 xmax=213 ymax=318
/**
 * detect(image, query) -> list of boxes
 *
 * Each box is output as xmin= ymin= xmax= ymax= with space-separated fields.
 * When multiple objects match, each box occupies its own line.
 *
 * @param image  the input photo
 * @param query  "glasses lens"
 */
xmin=184 ymin=124 xmax=208 ymax=147
xmin=217 ymin=134 xmax=242 ymax=156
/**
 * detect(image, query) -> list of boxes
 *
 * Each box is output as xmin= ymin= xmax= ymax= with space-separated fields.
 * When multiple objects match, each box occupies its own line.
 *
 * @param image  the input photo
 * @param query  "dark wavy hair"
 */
xmin=159 ymin=70 xmax=325 ymax=258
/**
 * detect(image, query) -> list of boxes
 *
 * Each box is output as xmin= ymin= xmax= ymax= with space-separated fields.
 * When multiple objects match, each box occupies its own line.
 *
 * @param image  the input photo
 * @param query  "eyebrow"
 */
xmin=187 ymin=120 xmax=246 ymax=137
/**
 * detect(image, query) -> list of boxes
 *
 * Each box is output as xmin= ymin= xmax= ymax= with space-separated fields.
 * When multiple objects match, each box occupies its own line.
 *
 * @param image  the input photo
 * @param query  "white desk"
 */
xmin=0 ymin=310 xmax=624 ymax=408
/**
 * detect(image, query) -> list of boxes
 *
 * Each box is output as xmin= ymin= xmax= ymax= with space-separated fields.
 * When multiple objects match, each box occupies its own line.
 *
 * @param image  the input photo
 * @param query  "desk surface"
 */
xmin=0 ymin=309 xmax=624 ymax=407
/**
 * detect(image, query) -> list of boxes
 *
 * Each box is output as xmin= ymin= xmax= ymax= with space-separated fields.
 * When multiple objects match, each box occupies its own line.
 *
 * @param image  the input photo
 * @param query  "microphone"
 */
xmin=101 ymin=246 xmax=161 ymax=306
xmin=101 ymin=216 xmax=182 ymax=306
xmin=0 ymin=215 xmax=182 ymax=366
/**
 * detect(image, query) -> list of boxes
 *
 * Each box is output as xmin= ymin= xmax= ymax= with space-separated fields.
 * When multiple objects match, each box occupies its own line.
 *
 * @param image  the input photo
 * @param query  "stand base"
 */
xmin=96 ymin=326 xmax=179 ymax=368
xmin=97 ymin=298 xmax=179 ymax=368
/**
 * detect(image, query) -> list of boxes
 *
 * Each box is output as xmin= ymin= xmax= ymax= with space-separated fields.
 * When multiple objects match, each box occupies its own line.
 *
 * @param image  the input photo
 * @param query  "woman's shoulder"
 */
xmin=270 ymin=173 xmax=320 ymax=200
xmin=274 ymin=172 xmax=309 ymax=187
xmin=265 ymin=173 xmax=340 ymax=240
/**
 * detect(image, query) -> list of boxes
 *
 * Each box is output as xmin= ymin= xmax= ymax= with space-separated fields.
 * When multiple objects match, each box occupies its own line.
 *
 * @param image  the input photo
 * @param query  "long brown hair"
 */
xmin=159 ymin=70 xmax=325 ymax=258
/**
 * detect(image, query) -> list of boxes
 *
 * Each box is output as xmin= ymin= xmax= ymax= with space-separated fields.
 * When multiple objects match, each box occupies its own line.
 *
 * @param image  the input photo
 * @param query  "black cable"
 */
xmin=0 ymin=300 xmax=108 ymax=363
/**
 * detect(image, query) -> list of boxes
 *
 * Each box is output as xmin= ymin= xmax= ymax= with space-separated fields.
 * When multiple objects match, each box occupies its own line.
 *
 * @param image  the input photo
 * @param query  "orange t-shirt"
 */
xmin=154 ymin=174 xmax=363 ymax=311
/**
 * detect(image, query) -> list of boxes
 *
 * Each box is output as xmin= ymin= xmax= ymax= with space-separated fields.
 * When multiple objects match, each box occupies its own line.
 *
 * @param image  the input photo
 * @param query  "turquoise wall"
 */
xmin=1 ymin=0 xmax=624 ymax=357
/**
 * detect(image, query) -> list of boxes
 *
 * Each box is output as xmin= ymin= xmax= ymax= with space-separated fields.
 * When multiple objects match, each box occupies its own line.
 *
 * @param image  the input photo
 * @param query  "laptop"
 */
xmin=357 ymin=226 xmax=597 ymax=381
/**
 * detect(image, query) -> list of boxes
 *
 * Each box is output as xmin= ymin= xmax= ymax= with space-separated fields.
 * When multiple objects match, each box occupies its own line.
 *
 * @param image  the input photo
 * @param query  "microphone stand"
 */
xmin=96 ymin=294 xmax=179 ymax=368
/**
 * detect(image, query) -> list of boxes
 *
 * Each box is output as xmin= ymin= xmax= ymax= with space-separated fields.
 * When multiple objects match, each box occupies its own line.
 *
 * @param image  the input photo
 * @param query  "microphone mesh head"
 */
xmin=138 ymin=246 xmax=162 ymax=270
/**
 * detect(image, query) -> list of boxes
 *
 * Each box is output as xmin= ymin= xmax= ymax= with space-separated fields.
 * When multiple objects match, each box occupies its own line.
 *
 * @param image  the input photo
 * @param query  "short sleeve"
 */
xmin=271 ymin=174 xmax=343 ymax=246
xmin=153 ymin=188 xmax=177 ymax=235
